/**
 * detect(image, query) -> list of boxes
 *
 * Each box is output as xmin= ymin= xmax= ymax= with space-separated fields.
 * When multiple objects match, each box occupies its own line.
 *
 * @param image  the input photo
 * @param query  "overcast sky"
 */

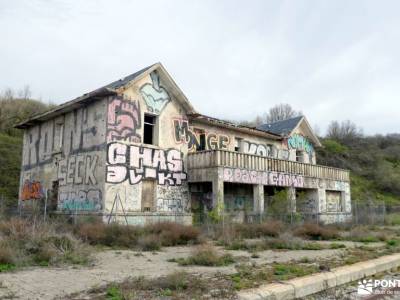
xmin=1 ymin=0 xmax=399 ymax=135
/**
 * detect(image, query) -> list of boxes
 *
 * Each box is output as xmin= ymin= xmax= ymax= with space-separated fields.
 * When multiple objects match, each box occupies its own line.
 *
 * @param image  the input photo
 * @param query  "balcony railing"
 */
xmin=187 ymin=150 xmax=350 ymax=182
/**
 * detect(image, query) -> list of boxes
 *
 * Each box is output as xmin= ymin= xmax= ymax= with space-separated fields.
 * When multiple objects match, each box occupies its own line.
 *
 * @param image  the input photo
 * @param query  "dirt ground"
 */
xmin=0 ymin=243 xmax=357 ymax=300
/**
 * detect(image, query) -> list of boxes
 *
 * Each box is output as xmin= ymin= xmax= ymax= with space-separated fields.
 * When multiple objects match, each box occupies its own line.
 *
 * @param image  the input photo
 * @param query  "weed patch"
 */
xmin=169 ymin=245 xmax=235 ymax=266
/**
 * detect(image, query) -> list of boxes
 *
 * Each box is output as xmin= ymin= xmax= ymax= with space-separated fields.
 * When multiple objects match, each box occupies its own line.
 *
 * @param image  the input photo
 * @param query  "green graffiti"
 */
xmin=287 ymin=134 xmax=314 ymax=154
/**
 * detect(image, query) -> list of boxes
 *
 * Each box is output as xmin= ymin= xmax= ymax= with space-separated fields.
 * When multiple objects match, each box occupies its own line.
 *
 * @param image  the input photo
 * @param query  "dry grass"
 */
xmin=0 ymin=218 xmax=90 ymax=270
xmin=75 ymin=221 xmax=201 ymax=251
xmin=234 ymin=220 xmax=284 ymax=239
xmin=293 ymin=223 xmax=340 ymax=240
xmin=81 ymin=271 xmax=235 ymax=300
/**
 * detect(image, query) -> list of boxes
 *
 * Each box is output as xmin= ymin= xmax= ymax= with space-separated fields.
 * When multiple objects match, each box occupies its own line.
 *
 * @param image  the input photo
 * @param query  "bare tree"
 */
xmin=17 ymin=85 xmax=31 ymax=100
xmin=326 ymin=120 xmax=362 ymax=141
xmin=1 ymin=88 xmax=14 ymax=100
xmin=265 ymin=103 xmax=302 ymax=123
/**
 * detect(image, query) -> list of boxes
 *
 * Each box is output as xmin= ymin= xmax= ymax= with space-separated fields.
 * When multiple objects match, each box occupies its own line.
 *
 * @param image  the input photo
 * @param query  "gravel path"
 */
xmin=0 ymin=246 xmax=345 ymax=300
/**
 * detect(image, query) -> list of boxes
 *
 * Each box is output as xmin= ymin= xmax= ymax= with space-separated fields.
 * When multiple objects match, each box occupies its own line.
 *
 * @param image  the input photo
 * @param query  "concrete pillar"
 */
xmin=287 ymin=187 xmax=296 ymax=213
xmin=344 ymin=182 xmax=351 ymax=213
xmin=317 ymin=188 xmax=326 ymax=213
xmin=212 ymin=176 xmax=224 ymax=213
xmin=253 ymin=184 xmax=264 ymax=213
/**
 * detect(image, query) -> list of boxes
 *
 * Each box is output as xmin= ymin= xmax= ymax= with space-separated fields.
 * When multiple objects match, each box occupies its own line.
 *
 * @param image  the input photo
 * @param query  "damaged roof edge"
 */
xmin=14 ymin=87 xmax=117 ymax=129
xmin=188 ymin=113 xmax=282 ymax=140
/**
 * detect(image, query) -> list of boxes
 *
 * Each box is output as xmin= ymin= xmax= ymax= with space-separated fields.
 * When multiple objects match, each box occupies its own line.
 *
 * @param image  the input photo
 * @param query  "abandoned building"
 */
xmin=16 ymin=63 xmax=351 ymax=224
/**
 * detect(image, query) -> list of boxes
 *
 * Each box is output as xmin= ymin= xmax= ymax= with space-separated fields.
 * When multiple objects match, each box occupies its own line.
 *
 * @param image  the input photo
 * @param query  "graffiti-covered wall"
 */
xmin=103 ymin=70 xmax=191 ymax=220
xmin=19 ymin=99 xmax=107 ymax=213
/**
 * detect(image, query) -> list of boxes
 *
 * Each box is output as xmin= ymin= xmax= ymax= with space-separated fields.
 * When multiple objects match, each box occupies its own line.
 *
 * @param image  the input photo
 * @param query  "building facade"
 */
xmin=16 ymin=63 xmax=351 ymax=224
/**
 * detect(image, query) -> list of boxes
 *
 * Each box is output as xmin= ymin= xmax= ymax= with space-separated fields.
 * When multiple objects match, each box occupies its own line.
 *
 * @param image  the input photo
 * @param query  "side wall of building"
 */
xmin=19 ymin=99 xmax=108 ymax=213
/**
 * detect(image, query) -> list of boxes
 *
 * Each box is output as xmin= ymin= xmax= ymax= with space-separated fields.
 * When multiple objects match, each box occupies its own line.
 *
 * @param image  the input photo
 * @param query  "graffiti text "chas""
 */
xmin=106 ymin=143 xmax=187 ymax=186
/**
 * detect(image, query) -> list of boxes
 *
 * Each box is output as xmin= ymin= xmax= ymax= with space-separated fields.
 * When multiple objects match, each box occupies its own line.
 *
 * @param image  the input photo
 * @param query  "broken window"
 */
xmin=234 ymin=138 xmax=242 ymax=152
xmin=296 ymin=150 xmax=304 ymax=162
xmin=144 ymin=114 xmax=156 ymax=145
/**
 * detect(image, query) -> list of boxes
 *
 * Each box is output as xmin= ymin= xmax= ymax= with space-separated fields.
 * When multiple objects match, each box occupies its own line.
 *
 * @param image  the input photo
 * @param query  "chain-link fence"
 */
xmin=2 ymin=191 xmax=396 ymax=227
xmin=352 ymin=201 xmax=387 ymax=225
xmin=193 ymin=200 xmax=392 ymax=227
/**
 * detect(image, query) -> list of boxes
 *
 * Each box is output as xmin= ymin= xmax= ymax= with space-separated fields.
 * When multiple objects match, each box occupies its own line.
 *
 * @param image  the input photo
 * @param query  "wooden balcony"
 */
xmin=187 ymin=150 xmax=350 ymax=182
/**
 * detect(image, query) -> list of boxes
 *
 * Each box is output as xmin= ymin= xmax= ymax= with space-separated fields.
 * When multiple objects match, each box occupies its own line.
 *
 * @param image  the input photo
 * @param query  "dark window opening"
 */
xmin=197 ymin=132 xmax=206 ymax=151
xmin=144 ymin=114 xmax=156 ymax=145
xmin=234 ymin=138 xmax=242 ymax=152
xmin=50 ymin=181 xmax=59 ymax=211
xmin=296 ymin=150 xmax=304 ymax=162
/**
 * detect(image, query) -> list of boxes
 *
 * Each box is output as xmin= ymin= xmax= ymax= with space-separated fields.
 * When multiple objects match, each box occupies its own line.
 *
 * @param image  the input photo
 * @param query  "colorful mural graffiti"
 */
xmin=106 ymin=143 xmax=187 ymax=186
xmin=140 ymin=71 xmax=170 ymax=114
xmin=173 ymin=118 xmax=230 ymax=151
xmin=21 ymin=180 xmax=44 ymax=201
xmin=107 ymin=97 xmax=141 ymax=143
xmin=58 ymin=189 xmax=102 ymax=211
xmin=286 ymin=134 xmax=314 ymax=154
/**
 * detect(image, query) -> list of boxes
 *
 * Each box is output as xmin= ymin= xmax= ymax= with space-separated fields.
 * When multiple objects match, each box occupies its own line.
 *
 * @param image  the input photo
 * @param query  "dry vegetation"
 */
xmin=2 ymin=216 xmax=400 ymax=300
xmin=0 ymin=218 xmax=201 ymax=272
xmin=76 ymin=272 xmax=236 ymax=300
xmin=75 ymin=221 xmax=200 ymax=250
xmin=168 ymin=244 xmax=235 ymax=266
xmin=0 ymin=218 xmax=90 ymax=270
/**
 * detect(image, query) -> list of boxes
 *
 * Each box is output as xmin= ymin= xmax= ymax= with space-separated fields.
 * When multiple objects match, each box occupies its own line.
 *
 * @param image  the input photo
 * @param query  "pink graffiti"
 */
xmin=222 ymin=168 xmax=304 ymax=188
xmin=107 ymin=97 xmax=141 ymax=142
xmin=223 ymin=168 xmax=268 ymax=185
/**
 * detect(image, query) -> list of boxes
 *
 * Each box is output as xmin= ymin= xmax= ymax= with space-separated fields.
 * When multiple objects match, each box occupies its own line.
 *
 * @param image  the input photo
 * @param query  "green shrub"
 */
xmin=323 ymin=139 xmax=348 ymax=154
xmin=386 ymin=239 xmax=399 ymax=247
xmin=0 ymin=263 xmax=16 ymax=272
xmin=106 ymin=285 xmax=123 ymax=300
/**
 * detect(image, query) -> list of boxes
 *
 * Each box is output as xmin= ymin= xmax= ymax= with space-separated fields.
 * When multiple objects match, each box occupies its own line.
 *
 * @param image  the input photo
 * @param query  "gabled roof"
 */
xmin=15 ymin=62 xmax=196 ymax=128
xmin=257 ymin=116 xmax=322 ymax=147
xmin=257 ymin=116 xmax=303 ymax=136
xmin=105 ymin=64 xmax=155 ymax=89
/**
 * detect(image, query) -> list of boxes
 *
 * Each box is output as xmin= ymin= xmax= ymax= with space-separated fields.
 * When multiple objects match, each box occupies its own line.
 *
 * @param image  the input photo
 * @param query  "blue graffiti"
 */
xmin=287 ymin=134 xmax=314 ymax=154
